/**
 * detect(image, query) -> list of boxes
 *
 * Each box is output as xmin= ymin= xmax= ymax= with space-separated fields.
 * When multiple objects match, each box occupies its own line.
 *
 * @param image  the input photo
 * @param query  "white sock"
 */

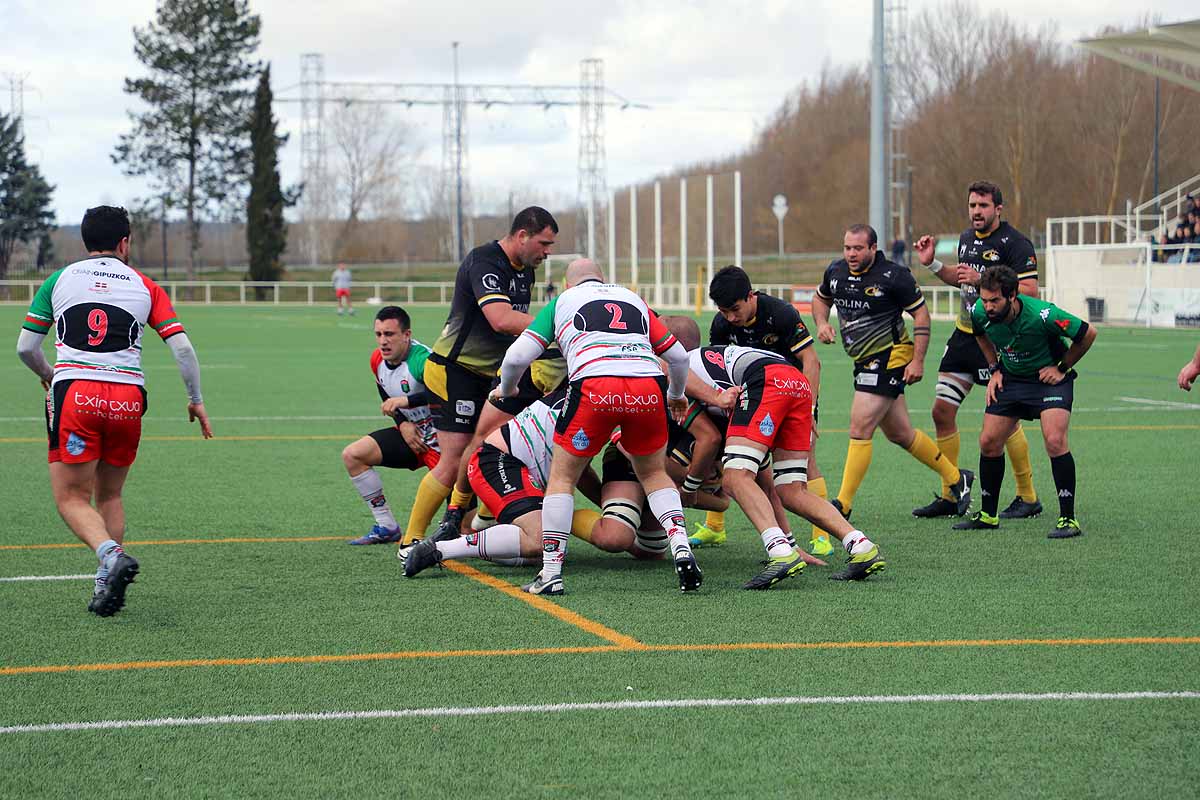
xmin=437 ymin=524 xmax=522 ymax=562
xmin=350 ymin=469 xmax=398 ymax=530
xmin=843 ymin=530 xmax=873 ymax=555
xmin=96 ymin=538 xmax=123 ymax=572
xmin=760 ymin=526 xmax=793 ymax=558
xmin=646 ymin=487 xmax=692 ymax=559
xmin=540 ymin=493 xmax=574 ymax=579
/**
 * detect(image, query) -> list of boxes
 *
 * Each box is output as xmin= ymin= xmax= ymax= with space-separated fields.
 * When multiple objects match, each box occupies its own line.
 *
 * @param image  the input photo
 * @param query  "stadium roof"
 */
xmin=1079 ymin=19 xmax=1200 ymax=93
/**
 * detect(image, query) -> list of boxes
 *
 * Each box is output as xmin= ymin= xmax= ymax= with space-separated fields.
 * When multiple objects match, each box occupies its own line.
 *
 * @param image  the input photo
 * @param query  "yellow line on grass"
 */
xmin=3 ymin=636 xmax=1195 ymax=677
xmin=443 ymin=561 xmax=647 ymax=650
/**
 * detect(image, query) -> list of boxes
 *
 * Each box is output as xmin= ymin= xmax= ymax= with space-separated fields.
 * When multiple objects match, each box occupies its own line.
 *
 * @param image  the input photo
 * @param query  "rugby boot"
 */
xmin=1000 ymin=497 xmax=1044 ymax=519
xmin=688 ymin=523 xmax=726 ymax=548
xmin=674 ymin=552 xmax=703 ymax=592
xmin=87 ymin=553 xmax=139 ymax=617
xmin=828 ymin=546 xmax=886 ymax=581
xmin=348 ymin=525 xmax=402 ymax=545
xmin=807 ymin=535 xmax=835 ymax=558
xmin=911 ymin=494 xmax=959 ymax=518
xmin=523 ymin=572 xmax=565 ymax=596
xmin=431 ymin=505 xmax=465 ymax=543
xmin=1048 ymin=517 xmax=1083 ymax=539
xmin=743 ymin=552 xmax=806 ymax=590
xmin=952 ymin=511 xmax=999 ymax=531
xmin=949 ymin=469 xmax=974 ymax=516
xmin=403 ymin=538 xmax=443 ymax=578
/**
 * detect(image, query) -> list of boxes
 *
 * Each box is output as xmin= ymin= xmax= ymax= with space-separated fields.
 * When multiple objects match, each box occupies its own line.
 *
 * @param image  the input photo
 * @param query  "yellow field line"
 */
xmin=2 ymin=636 xmax=1195 ymax=677
xmin=0 ymin=535 xmax=348 ymax=551
xmin=443 ymin=560 xmax=647 ymax=650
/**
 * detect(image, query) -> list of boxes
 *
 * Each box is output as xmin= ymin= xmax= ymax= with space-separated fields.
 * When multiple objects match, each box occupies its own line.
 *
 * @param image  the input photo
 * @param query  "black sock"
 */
xmin=1050 ymin=453 xmax=1076 ymax=518
xmin=979 ymin=454 xmax=1004 ymax=517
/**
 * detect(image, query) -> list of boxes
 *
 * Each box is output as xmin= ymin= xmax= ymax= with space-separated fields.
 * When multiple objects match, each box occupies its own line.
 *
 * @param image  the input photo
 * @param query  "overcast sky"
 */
xmin=5 ymin=0 xmax=1192 ymax=225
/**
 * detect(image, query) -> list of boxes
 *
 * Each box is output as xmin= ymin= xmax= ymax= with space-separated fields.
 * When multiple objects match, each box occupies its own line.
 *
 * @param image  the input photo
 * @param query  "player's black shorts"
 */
xmin=985 ymin=373 xmax=1076 ymax=420
xmin=852 ymin=346 xmax=909 ymax=398
xmin=470 ymin=442 xmax=543 ymax=524
xmin=938 ymin=328 xmax=991 ymax=386
xmin=426 ymin=357 xmax=492 ymax=434
xmin=601 ymin=421 xmax=695 ymax=485
xmin=368 ymin=426 xmax=427 ymax=470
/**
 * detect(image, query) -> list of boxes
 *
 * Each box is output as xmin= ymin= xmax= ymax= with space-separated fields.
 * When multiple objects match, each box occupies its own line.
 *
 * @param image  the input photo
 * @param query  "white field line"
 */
xmin=3 ymin=691 xmax=1197 ymax=735
xmin=0 ymin=574 xmax=92 ymax=583
xmin=1117 ymin=396 xmax=1200 ymax=409
xmin=0 ymin=415 xmax=381 ymax=423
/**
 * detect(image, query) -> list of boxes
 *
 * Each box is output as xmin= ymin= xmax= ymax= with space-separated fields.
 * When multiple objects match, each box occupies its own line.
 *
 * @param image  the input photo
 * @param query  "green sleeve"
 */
xmin=407 ymin=341 xmax=431 ymax=382
xmin=1043 ymin=304 xmax=1085 ymax=341
xmin=526 ymin=297 xmax=558 ymax=346
xmin=22 ymin=269 xmax=61 ymax=334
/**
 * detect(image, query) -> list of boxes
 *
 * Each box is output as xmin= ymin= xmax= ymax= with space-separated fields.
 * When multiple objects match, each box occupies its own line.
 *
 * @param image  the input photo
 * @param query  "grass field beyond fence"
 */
xmin=1 ymin=306 xmax=1197 ymax=798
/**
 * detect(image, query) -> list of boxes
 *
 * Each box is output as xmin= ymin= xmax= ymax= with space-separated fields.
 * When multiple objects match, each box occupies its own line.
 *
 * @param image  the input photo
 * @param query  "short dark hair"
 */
xmin=510 ymin=206 xmax=559 ymax=237
xmin=709 ymin=265 xmax=753 ymax=307
xmin=81 ymin=206 xmax=131 ymax=252
xmin=375 ymin=305 xmax=411 ymax=330
xmin=967 ymin=181 xmax=1003 ymax=207
xmin=845 ymin=223 xmax=878 ymax=247
xmin=980 ymin=265 xmax=1019 ymax=298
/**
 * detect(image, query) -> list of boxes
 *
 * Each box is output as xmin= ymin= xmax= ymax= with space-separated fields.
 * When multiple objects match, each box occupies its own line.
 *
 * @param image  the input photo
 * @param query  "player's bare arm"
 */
xmin=811 ymin=293 xmax=836 ymax=343
xmin=481 ymin=302 xmax=534 ymax=337
xmin=1039 ymin=325 xmax=1098 ymax=386
xmin=905 ymin=304 xmax=932 ymax=384
xmin=915 ymin=234 xmax=960 ymax=287
xmin=1178 ymin=344 xmax=1200 ymax=391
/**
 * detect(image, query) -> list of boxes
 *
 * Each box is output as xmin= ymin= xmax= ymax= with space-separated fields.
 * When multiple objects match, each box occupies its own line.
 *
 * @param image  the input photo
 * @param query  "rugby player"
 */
xmin=341 ymin=306 xmax=440 ymax=544
xmin=954 ymin=266 xmax=1097 ymax=537
xmin=403 ymin=207 xmax=557 ymax=552
xmin=812 ymin=224 xmax=972 ymax=518
xmin=912 ymin=181 xmax=1042 ymax=519
xmin=495 ymin=259 xmax=700 ymax=595
xmin=16 ymin=205 xmax=212 ymax=616
xmin=701 ymin=265 xmax=834 ymax=557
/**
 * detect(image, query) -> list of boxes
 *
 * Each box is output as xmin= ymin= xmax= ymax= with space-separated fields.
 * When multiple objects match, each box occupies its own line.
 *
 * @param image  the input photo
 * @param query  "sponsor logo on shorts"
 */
xmin=456 ymin=399 xmax=476 ymax=417
xmin=65 ymin=432 xmax=86 ymax=456
xmin=586 ymin=391 xmax=660 ymax=411
xmin=1043 ymin=396 xmax=1063 ymax=402
xmin=758 ymin=413 xmax=775 ymax=436
xmin=770 ymin=376 xmax=810 ymax=397
xmin=572 ymin=428 xmax=591 ymax=451
xmin=73 ymin=392 xmax=142 ymax=414
xmin=856 ymin=373 xmax=879 ymax=387
xmin=889 ymin=378 xmax=900 ymax=386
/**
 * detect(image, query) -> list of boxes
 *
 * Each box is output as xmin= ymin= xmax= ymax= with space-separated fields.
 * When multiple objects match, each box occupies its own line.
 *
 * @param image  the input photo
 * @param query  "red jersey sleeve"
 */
xmin=138 ymin=272 xmax=186 ymax=340
xmin=648 ymin=309 xmax=678 ymax=355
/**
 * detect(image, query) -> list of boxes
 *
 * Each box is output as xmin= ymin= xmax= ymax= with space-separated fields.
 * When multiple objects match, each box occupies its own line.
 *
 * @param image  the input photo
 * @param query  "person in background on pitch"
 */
xmin=332 ymin=262 xmax=354 ymax=316
xmin=812 ymin=223 xmax=972 ymax=520
xmin=16 ymin=205 xmax=213 ymax=617
xmin=955 ymin=265 xmax=1097 ymax=537
xmin=911 ymin=181 xmax=1043 ymax=521
xmin=342 ymin=306 xmax=440 ymax=545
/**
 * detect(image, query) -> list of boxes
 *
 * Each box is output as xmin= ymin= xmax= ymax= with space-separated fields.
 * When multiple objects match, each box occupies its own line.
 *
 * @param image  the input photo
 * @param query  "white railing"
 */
xmin=1044 ymin=213 xmax=1161 ymax=247
xmin=1134 ymin=172 xmax=1200 ymax=227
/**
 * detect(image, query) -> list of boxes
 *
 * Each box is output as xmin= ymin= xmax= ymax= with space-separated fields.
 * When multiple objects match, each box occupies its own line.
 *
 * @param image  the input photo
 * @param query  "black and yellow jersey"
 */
xmin=708 ymin=291 xmax=814 ymax=369
xmin=431 ymin=241 xmax=533 ymax=377
xmin=817 ymin=251 xmax=925 ymax=364
xmin=954 ymin=221 xmax=1037 ymax=332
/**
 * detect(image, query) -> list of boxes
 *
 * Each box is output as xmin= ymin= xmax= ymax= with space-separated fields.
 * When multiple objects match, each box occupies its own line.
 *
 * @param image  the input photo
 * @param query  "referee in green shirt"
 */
xmin=954 ymin=266 xmax=1098 ymax=537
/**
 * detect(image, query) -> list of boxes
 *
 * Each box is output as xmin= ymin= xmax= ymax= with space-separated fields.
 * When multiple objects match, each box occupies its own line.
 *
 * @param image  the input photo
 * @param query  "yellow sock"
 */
xmin=571 ymin=509 xmax=602 ymax=542
xmin=807 ymin=476 xmax=830 ymax=542
xmin=704 ymin=510 xmax=725 ymax=533
xmin=1005 ymin=426 xmax=1037 ymax=502
xmin=836 ymin=438 xmax=873 ymax=511
xmin=403 ymin=472 xmax=453 ymax=545
xmin=907 ymin=429 xmax=960 ymax=486
xmin=450 ymin=486 xmax=474 ymax=509
xmin=936 ymin=431 xmax=961 ymax=500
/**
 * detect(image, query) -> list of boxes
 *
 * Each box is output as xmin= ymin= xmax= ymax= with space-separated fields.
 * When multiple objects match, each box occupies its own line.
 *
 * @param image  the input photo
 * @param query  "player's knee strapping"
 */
xmin=722 ymin=444 xmax=764 ymax=474
xmin=602 ymin=497 xmax=643 ymax=532
xmin=772 ymin=458 xmax=809 ymax=487
xmin=634 ymin=527 xmax=669 ymax=555
xmin=935 ymin=375 xmax=971 ymax=407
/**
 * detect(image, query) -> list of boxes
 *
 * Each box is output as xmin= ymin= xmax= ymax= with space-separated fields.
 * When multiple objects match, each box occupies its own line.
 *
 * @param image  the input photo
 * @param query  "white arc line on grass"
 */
xmin=0 ymin=575 xmax=92 ymax=582
xmin=3 ymin=691 xmax=1197 ymax=735
xmin=1117 ymin=396 xmax=1200 ymax=409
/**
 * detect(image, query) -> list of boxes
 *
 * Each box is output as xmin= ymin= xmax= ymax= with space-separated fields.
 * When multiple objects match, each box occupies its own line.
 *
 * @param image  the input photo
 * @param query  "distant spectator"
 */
xmin=545 ymin=279 xmax=557 ymax=301
xmin=332 ymin=263 xmax=354 ymax=316
xmin=891 ymin=237 xmax=907 ymax=267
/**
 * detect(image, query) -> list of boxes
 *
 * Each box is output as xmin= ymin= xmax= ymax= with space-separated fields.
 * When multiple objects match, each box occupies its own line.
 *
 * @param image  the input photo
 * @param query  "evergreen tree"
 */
xmin=0 ymin=114 xmax=55 ymax=284
xmin=113 ymin=0 xmax=261 ymax=281
xmin=246 ymin=65 xmax=289 ymax=299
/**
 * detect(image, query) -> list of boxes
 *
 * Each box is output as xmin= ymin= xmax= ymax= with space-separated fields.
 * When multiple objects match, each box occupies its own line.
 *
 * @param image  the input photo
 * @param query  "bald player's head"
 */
xmin=663 ymin=315 xmax=701 ymax=351
xmin=565 ymin=258 xmax=604 ymax=288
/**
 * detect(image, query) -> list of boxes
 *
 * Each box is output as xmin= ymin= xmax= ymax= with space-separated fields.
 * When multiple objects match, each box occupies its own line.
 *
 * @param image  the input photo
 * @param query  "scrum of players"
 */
xmin=344 ymin=188 xmax=1097 ymax=595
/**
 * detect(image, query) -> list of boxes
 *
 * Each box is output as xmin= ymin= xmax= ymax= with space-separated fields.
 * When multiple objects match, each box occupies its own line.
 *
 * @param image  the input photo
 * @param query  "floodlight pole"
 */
xmin=453 ymin=42 xmax=465 ymax=263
